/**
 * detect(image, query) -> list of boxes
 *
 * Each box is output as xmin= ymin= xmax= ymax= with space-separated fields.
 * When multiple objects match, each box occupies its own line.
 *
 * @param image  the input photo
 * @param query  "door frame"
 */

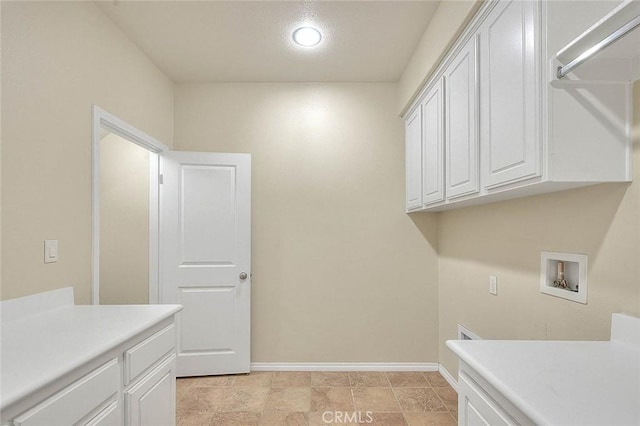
xmin=91 ymin=106 xmax=168 ymax=305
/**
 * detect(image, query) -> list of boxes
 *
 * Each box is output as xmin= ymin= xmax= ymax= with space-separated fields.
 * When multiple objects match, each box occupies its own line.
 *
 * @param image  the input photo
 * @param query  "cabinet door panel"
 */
xmin=422 ymin=78 xmax=445 ymax=206
xmin=458 ymin=373 xmax=515 ymax=426
xmin=445 ymin=36 xmax=479 ymax=199
xmin=480 ymin=0 xmax=540 ymax=188
xmin=405 ymin=106 xmax=423 ymax=211
xmin=125 ymin=355 xmax=176 ymax=426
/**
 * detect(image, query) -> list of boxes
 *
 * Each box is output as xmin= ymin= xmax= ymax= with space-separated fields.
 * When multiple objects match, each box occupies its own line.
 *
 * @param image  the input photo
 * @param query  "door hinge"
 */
xmin=159 ymin=174 xmax=164 ymax=184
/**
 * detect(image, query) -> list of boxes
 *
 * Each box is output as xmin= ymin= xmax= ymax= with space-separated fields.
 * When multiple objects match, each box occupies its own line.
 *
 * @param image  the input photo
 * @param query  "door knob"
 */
xmin=239 ymin=272 xmax=248 ymax=280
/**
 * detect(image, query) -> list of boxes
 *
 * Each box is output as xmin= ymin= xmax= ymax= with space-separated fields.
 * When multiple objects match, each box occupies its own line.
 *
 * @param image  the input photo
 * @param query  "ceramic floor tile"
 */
xmin=264 ymin=387 xmax=312 ymax=411
xmin=433 ymin=387 xmax=457 ymax=413
xmin=348 ymin=372 xmax=390 ymax=387
xmin=386 ymin=372 xmax=430 ymax=388
xmin=311 ymin=372 xmax=351 ymax=387
xmin=190 ymin=375 xmax=236 ymax=387
xmin=177 ymin=377 xmax=196 ymax=389
xmin=423 ymin=372 xmax=449 ymax=388
xmin=310 ymin=387 xmax=354 ymax=412
xmin=178 ymin=387 xmax=228 ymax=411
xmin=217 ymin=387 xmax=270 ymax=412
xmin=404 ymin=412 xmax=457 ymax=426
xmin=259 ymin=411 xmax=309 ymax=426
xmin=176 ymin=388 xmax=189 ymax=404
xmin=210 ymin=411 xmax=261 ymax=425
xmin=352 ymin=387 xmax=401 ymax=412
xmin=394 ymin=388 xmax=447 ymax=413
xmin=177 ymin=378 xmax=195 ymax=402
xmin=176 ymin=371 xmax=456 ymax=424
xmin=177 ymin=410 xmax=214 ymax=426
xmin=272 ymin=372 xmax=312 ymax=387
xmin=234 ymin=372 xmax=274 ymax=387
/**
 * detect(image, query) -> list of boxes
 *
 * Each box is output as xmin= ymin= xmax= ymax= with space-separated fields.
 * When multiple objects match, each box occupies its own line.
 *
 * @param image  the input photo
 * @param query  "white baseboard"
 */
xmin=438 ymin=363 xmax=458 ymax=392
xmin=250 ymin=362 xmax=439 ymax=372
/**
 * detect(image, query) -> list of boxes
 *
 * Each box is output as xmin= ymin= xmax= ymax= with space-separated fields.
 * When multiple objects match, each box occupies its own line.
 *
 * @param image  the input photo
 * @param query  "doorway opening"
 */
xmin=91 ymin=106 xmax=167 ymax=305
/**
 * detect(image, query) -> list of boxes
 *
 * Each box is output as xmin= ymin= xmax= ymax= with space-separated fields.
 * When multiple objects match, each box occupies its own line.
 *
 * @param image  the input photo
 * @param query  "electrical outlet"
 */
xmin=489 ymin=276 xmax=497 ymax=295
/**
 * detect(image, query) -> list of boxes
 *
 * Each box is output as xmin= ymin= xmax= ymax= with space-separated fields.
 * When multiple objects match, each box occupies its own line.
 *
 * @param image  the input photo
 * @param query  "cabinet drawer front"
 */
xmin=86 ymin=401 xmax=121 ymax=426
xmin=13 ymin=359 xmax=119 ymax=426
xmin=125 ymin=324 xmax=176 ymax=385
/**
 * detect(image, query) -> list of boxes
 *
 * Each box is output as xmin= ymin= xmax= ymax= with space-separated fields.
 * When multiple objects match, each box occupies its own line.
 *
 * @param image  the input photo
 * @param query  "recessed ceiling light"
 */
xmin=292 ymin=27 xmax=322 ymax=47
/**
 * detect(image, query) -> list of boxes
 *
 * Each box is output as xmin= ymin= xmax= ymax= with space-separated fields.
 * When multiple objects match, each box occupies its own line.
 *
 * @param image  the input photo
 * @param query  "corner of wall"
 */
xmin=396 ymin=0 xmax=482 ymax=116
xmin=0 ymin=0 xmax=3 ymax=295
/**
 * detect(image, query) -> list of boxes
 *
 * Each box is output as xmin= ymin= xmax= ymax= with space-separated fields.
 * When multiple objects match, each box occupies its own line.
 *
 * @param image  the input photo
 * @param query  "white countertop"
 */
xmin=1 ymin=303 xmax=182 ymax=411
xmin=447 ymin=339 xmax=640 ymax=425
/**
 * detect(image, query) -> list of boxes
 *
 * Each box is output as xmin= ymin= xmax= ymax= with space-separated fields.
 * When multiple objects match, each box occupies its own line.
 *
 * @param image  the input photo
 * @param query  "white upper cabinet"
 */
xmin=444 ymin=37 xmax=479 ymax=200
xmin=405 ymin=105 xmax=422 ymax=211
xmin=421 ymin=78 xmax=445 ymax=206
xmin=404 ymin=0 xmax=633 ymax=212
xmin=479 ymin=0 xmax=541 ymax=189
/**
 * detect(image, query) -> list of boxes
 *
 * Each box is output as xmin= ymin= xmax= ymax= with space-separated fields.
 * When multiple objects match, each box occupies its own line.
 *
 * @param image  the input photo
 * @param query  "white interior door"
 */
xmin=160 ymin=151 xmax=251 ymax=377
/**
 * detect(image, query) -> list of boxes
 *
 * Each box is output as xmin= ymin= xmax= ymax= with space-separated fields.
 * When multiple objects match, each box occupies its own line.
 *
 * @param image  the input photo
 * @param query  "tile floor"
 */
xmin=177 ymin=371 xmax=457 ymax=425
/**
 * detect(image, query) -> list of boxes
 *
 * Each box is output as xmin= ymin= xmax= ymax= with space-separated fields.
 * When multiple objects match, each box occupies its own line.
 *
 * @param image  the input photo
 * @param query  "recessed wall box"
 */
xmin=540 ymin=251 xmax=587 ymax=304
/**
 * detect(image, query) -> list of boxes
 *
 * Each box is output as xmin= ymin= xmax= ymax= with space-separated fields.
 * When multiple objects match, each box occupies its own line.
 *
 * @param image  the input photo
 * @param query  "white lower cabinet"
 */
xmin=86 ymin=403 xmax=121 ymax=426
xmin=458 ymin=373 xmax=515 ymax=426
xmin=6 ymin=321 xmax=178 ymax=426
xmin=12 ymin=359 xmax=120 ymax=426
xmin=456 ymin=363 xmax=533 ymax=426
xmin=124 ymin=355 xmax=176 ymax=426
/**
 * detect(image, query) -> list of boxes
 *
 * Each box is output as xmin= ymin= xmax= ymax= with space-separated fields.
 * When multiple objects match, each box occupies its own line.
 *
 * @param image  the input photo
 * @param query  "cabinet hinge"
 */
xmin=159 ymin=174 xmax=164 ymax=184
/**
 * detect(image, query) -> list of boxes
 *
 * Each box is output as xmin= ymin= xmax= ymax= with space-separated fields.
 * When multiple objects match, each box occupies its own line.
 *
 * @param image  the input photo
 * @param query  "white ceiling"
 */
xmin=96 ymin=1 xmax=440 ymax=83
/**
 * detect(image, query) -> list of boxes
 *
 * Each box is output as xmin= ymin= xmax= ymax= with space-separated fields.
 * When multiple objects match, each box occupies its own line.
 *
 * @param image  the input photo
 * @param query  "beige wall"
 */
xmin=0 ymin=0 xmax=3 ymax=293
xmin=1 ymin=1 xmax=173 ymax=303
xmin=3 ymin=0 xmax=637 ymax=371
xmin=438 ymin=81 xmax=640 ymax=374
xmin=397 ymin=0 xmax=480 ymax=115
xmin=174 ymin=83 xmax=439 ymax=362
xmin=99 ymin=133 xmax=150 ymax=305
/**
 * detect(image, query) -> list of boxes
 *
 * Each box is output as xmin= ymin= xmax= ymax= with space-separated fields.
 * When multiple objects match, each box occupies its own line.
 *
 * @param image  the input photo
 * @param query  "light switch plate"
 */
xmin=489 ymin=276 xmax=497 ymax=295
xmin=44 ymin=240 xmax=58 ymax=263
